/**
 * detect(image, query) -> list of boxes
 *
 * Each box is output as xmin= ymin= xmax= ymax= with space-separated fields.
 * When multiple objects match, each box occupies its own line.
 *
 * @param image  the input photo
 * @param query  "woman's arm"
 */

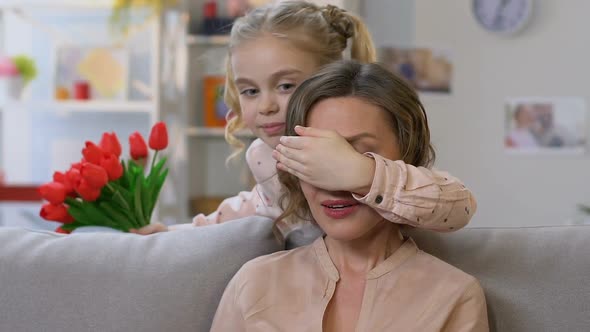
xmin=351 ymin=153 xmax=477 ymax=232
xmin=442 ymin=279 xmax=489 ymax=332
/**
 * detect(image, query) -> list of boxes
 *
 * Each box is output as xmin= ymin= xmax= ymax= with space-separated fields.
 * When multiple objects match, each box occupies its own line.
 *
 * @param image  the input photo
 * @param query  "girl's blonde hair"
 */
xmin=277 ymin=60 xmax=436 ymax=225
xmin=223 ymin=0 xmax=376 ymax=159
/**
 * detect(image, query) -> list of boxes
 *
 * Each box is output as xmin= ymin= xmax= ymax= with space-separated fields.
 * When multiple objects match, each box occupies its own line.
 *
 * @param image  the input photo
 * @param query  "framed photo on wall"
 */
xmin=504 ymin=97 xmax=587 ymax=155
xmin=379 ymin=46 xmax=453 ymax=94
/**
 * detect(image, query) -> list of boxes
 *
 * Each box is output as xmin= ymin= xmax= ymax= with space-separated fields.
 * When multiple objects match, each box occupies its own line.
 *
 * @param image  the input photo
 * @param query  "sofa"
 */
xmin=1 ymin=217 xmax=589 ymax=331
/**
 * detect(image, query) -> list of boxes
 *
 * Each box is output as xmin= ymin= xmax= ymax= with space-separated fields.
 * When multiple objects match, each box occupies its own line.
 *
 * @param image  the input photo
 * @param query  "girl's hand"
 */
xmin=129 ymin=222 xmax=168 ymax=235
xmin=272 ymin=126 xmax=375 ymax=194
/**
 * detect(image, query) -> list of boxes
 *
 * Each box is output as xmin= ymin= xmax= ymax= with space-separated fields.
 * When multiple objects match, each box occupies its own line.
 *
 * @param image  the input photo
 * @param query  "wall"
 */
xmin=364 ymin=0 xmax=590 ymax=227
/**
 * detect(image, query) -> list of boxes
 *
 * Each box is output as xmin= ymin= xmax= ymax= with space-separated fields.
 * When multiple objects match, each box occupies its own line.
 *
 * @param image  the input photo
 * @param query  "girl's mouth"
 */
xmin=260 ymin=122 xmax=285 ymax=136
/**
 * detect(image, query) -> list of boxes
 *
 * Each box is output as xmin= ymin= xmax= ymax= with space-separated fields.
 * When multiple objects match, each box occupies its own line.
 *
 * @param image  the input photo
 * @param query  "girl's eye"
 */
xmin=240 ymin=88 xmax=258 ymax=97
xmin=278 ymin=83 xmax=296 ymax=92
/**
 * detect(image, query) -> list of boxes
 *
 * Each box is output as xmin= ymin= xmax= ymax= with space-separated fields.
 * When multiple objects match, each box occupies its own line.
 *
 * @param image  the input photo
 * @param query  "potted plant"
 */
xmin=110 ymin=0 xmax=179 ymax=33
xmin=0 ymin=54 xmax=37 ymax=101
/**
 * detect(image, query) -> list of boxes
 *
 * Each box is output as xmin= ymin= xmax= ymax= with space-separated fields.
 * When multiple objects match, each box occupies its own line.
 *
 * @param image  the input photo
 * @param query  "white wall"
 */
xmin=365 ymin=0 xmax=590 ymax=227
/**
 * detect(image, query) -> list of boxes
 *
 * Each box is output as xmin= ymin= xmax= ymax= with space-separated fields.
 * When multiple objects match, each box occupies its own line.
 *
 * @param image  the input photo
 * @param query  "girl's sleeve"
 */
xmin=168 ymin=187 xmax=263 ymax=230
xmin=209 ymin=271 xmax=247 ymax=332
xmin=351 ymin=152 xmax=477 ymax=232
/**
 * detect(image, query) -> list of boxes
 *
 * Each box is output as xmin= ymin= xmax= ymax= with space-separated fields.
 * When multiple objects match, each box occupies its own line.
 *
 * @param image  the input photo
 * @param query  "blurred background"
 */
xmin=0 ymin=0 xmax=588 ymax=231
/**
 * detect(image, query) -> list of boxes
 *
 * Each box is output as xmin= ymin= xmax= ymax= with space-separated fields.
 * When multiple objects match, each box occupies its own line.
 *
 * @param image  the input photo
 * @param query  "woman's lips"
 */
xmin=260 ymin=122 xmax=285 ymax=136
xmin=321 ymin=200 xmax=360 ymax=219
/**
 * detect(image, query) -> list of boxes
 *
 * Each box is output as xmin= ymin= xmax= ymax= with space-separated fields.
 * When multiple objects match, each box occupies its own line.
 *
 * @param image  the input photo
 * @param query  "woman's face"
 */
xmin=300 ymin=96 xmax=401 ymax=241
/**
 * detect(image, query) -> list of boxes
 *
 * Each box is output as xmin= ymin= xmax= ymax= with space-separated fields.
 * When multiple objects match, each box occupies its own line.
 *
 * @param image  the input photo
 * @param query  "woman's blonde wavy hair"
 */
xmin=223 ymin=0 xmax=376 ymax=161
xmin=277 ymin=60 xmax=436 ymax=226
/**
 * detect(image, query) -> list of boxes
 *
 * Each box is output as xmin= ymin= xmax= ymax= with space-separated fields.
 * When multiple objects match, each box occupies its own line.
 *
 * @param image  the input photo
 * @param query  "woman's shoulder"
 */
xmin=405 ymin=242 xmax=483 ymax=294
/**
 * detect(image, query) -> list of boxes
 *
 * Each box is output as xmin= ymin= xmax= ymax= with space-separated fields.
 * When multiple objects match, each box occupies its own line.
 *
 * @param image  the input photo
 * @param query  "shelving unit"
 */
xmin=186 ymin=34 xmax=230 ymax=46
xmin=185 ymin=126 xmax=255 ymax=138
xmin=0 ymin=100 xmax=154 ymax=113
xmin=0 ymin=1 xmax=170 ymax=226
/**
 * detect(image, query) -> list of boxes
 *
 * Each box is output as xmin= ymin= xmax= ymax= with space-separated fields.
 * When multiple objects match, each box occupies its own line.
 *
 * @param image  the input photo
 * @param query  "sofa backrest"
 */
xmin=287 ymin=224 xmax=590 ymax=332
xmin=0 ymin=217 xmax=281 ymax=332
xmin=406 ymin=225 xmax=590 ymax=332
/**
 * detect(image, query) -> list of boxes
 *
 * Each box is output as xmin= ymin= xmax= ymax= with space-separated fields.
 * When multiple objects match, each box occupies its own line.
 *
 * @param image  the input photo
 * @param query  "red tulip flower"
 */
xmin=52 ymin=171 xmax=75 ymax=195
xmin=82 ymin=141 xmax=104 ymax=165
xmin=99 ymin=132 xmax=122 ymax=157
xmin=149 ymin=122 xmax=168 ymax=151
xmin=71 ymin=162 xmax=83 ymax=170
xmin=80 ymin=163 xmax=108 ymax=189
xmin=66 ymin=168 xmax=82 ymax=189
xmin=40 ymin=203 xmax=74 ymax=223
xmin=129 ymin=131 xmax=148 ymax=160
xmin=100 ymin=154 xmax=123 ymax=181
xmin=75 ymin=179 xmax=102 ymax=201
xmin=38 ymin=182 xmax=67 ymax=205
xmin=54 ymin=226 xmax=71 ymax=234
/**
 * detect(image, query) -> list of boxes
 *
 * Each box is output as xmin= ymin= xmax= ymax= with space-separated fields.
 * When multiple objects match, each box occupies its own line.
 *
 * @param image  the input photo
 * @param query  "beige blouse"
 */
xmin=210 ymin=236 xmax=489 ymax=332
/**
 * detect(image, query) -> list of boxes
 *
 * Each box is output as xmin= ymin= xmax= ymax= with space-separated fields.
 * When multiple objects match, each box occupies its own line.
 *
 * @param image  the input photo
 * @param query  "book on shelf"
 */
xmin=203 ymin=75 xmax=229 ymax=127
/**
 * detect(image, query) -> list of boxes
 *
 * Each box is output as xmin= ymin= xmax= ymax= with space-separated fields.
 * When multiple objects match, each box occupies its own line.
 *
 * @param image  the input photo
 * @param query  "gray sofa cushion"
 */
xmin=0 ymin=216 xmax=281 ymax=332
xmin=408 ymin=226 xmax=590 ymax=332
xmin=286 ymin=224 xmax=590 ymax=332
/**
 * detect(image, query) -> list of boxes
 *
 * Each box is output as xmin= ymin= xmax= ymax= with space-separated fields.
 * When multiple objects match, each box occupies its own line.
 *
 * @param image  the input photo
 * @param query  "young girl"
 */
xmin=132 ymin=0 xmax=476 ymax=239
xmin=210 ymin=60 xmax=488 ymax=331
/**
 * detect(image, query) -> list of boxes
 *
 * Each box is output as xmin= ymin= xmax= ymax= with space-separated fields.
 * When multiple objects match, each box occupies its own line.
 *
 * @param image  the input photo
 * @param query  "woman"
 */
xmin=210 ymin=61 xmax=489 ymax=331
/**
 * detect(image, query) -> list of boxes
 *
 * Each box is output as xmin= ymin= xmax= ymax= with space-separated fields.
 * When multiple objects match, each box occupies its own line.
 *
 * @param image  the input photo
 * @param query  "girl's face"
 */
xmin=300 ymin=97 xmax=402 ymax=242
xmin=231 ymin=34 xmax=319 ymax=148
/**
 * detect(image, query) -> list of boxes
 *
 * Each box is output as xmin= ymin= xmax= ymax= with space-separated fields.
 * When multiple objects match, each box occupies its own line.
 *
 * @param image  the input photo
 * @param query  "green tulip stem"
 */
xmin=150 ymin=150 xmax=159 ymax=175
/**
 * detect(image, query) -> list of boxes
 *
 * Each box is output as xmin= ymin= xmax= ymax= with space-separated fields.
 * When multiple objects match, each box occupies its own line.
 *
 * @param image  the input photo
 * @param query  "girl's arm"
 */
xmin=168 ymin=185 xmax=271 ymax=230
xmin=351 ymin=153 xmax=477 ymax=232
xmin=170 ymin=138 xmax=284 ymax=231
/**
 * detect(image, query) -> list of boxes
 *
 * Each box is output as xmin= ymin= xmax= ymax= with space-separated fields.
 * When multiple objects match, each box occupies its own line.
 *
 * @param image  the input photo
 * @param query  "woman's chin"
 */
xmin=317 ymin=220 xmax=375 ymax=242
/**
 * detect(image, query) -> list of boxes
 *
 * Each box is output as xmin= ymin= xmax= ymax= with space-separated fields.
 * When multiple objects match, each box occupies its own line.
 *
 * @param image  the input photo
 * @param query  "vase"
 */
xmin=0 ymin=76 xmax=24 ymax=101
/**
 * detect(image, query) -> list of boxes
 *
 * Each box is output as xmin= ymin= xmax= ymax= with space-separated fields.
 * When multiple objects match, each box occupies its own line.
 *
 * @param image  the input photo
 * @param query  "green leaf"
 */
xmin=65 ymin=197 xmax=83 ymax=208
xmin=134 ymin=172 xmax=147 ymax=227
xmin=66 ymin=205 xmax=94 ymax=226
xmin=108 ymin=182 xmax=133 ymax=204
xmin=119 ymin=160 xmax=130 ymax=189
xmin=147 ymin=157 xmax=167 ymax=184
xmin=98 ymin=202 xmax=135 ymax=231
xmin=141 ymin=181 xmax=151 ymax=222
xmin=149 ymin=168 xmax=169 ymax=216
xmin=60 ymin=221 xmax=86 ymax=232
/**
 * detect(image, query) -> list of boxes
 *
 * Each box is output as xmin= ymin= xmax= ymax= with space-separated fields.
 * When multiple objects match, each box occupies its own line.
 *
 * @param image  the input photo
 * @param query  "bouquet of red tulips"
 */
xmin=38 ymin=122 xmax=169 ymax=234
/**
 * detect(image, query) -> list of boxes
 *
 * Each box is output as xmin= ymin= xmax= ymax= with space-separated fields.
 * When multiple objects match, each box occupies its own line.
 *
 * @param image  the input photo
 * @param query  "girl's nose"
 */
xmin=258 ymin=94 xmax=280 ymax=115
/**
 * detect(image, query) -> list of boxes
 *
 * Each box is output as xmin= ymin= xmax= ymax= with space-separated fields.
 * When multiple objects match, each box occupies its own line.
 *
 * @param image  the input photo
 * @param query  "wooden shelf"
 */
xmin=0 ymin=185 xmax=42 ymax=202
xmin=186 ymin=126 xmax=255 ymax=138
xmin=186 ymin=35 xmax=230 ymax=47
xmin=0 ymin=1 xmax=114 ymax=10
xmin=0 ymin=100 xmax=154 ymax=113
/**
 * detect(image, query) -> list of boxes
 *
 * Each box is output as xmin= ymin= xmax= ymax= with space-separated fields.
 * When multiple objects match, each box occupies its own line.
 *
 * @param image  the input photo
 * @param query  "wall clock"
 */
xmin=472 ymin=0 xmax=533 ymax=35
